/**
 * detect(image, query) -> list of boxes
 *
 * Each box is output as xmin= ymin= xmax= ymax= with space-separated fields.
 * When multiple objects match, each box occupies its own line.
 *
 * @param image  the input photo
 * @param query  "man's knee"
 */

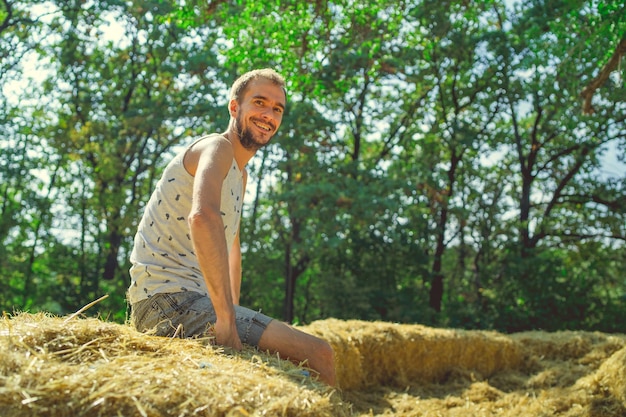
xmin=317 ymin=338 xmax=335 ymax=362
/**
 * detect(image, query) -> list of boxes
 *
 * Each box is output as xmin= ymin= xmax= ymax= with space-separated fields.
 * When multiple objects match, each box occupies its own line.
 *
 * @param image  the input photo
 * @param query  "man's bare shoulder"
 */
xmin=184 ymin=134 xmax=234 ymax=176
xmin=191 ymin=134 xmax=233 ymax=154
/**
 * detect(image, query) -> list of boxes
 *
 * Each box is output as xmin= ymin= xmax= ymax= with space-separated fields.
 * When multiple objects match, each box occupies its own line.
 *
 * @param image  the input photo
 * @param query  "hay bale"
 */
xmin=0 ymin=312 xmax=350 ymax=417
xmin=510 ymin=331 xmax=611 ymax=361
xmin=305 ymin=319 xmax=525 ymax=390
xmin=589 ymin=346 xmax=626 ymax=407
xmin=5 ymin=312 xmax=626 ymax=416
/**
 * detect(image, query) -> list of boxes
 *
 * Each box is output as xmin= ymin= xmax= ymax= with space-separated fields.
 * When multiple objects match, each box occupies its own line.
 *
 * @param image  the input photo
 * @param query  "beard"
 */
xmin=237 ymin=114 xmax=271 ymax=151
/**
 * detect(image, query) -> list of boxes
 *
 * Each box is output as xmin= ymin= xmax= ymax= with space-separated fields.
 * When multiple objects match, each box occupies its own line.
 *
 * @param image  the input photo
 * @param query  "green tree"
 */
xmin=2 ymin=0 xmax=624 ymax=332
xmin=470 ymin=0 xmax=626 ymax=330
xmin=0 ymin=0 xmax=59 ymax=311
xmin=20 ymin=0 xmax=227 ymax=314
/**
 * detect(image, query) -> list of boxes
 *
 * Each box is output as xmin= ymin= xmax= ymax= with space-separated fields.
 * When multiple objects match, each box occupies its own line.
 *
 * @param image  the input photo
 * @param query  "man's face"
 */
xmin=233 ymin=79 xmax=286 ymax=151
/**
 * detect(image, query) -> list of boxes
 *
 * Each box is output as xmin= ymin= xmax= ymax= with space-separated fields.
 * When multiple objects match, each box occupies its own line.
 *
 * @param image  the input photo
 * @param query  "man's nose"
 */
xmin=260 ymin=108 xmax=277 ymax=122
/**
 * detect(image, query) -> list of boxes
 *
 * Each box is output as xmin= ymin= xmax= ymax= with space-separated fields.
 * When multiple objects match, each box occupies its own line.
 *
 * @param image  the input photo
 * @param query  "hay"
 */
xmin=0 ymin=312 xmax=348 ymax=417
xmin=578 ymin=345 xmax=626 ymax=410
xmin=306 ymin=319 xmax=626 ymax=416
xmin=2 ymin=312 xmax=626 ymax=417
xmin=602 ymin=347 xmax=626 ymax=405
xmin=305 ymin=319 xmax=524 ymax=390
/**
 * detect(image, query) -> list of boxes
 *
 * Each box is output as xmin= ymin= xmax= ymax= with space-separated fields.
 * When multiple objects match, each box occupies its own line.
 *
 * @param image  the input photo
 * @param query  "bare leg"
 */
xmin=258 ymin=320 xmax=337 ymax=386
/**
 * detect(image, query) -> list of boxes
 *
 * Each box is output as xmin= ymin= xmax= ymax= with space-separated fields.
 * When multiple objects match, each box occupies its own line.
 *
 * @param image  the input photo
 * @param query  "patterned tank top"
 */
xmin=128 ymin=135 xmax=243 ymax=304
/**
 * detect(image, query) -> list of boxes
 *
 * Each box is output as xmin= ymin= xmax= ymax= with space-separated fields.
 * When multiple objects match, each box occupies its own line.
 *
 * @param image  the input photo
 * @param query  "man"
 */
xmin=128 ymin=69 xmax=336 ymax=386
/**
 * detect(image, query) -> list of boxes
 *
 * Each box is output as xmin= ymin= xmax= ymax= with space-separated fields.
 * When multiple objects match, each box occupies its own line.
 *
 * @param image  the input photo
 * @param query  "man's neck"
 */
xmin=223 ymin=129 xmax=255 ymax=170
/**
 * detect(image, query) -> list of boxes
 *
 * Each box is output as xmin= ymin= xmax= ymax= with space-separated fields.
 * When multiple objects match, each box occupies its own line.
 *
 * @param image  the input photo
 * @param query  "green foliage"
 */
xmin=484 ymin=245 xmax=626 ymax=333
xmin=1 ymin=0 xmax=624 ymax=334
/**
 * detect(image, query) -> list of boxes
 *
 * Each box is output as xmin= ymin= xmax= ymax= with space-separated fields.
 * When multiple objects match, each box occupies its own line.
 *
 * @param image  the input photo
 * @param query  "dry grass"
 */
xmin=1 ymin=312 xmax=626 ymax=417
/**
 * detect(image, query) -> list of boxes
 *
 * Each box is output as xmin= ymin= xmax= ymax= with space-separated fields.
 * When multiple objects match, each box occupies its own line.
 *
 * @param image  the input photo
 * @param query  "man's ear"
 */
xmin=229 ymin=99 xmax=238 ymax=117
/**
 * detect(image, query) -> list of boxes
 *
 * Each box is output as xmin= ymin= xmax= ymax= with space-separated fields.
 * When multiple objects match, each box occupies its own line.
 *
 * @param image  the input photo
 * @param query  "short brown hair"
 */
xmin=229 ymin=68 xmax=287 ymax=103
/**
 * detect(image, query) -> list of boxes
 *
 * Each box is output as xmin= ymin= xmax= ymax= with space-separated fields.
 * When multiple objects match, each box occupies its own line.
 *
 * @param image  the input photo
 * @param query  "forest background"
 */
xmin=1 ymin=0 xmax=624 ymax=333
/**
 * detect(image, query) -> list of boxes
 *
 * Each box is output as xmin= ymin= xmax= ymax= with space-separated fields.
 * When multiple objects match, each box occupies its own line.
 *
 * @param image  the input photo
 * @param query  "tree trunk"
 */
xmin=283 ymin=243 xmax=296 ymax=323
xmin=23 ymin=158 xmax=62 ymax=306
xmin=429 ymin=211 xmax=447 ymax=312
xmin=429 ymin=150 xmax=460 ymax=312
xmin=102 ymin=230 xmax=122 ymax=280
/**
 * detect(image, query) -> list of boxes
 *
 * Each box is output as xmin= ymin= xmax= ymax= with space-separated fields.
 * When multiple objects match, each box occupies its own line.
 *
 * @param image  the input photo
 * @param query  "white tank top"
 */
xmin=128 ymin=135 xmax=243 ymax=304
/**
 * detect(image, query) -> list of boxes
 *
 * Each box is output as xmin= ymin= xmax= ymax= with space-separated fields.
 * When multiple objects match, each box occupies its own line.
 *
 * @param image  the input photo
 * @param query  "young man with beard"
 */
xmin=127 ymin=69 xmax=336 ymax=386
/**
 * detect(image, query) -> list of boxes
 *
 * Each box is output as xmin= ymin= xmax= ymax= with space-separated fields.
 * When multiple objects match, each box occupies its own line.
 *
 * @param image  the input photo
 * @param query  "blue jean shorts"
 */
xmin=130 ymin=291 xmax=273 ymax=346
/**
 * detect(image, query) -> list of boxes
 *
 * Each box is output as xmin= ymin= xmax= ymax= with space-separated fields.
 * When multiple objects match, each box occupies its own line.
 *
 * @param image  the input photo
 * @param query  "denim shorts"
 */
xmin=130 ymin=291 xmax=273 ymax=346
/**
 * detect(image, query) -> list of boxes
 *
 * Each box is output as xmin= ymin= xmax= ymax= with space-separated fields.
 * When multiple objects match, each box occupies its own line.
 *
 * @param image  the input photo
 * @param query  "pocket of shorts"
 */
xmin=165 ymin=291 xmax=205 ymax=314
xmin=130 ymin=296 xmax=164 ymax=331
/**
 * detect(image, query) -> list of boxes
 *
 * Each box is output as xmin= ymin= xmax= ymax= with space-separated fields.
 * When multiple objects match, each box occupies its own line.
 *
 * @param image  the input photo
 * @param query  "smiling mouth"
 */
xmin=253 ymin=120 xmax=274 ymax=132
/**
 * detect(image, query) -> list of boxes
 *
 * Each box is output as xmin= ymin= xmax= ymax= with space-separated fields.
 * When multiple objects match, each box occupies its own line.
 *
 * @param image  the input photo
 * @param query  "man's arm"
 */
xmin=185 ymin=136 xmax=242 ymax=350
xmin=229 ymin=232 xmax=242 ymax=306
xmin=228 ymin=169 xmax=246 ymax=306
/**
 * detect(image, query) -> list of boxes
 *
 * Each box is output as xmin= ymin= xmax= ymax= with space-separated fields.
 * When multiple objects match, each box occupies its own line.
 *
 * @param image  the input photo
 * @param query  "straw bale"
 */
xmin=305 ymin=320 xmax=626 ymax=416
xmin=305 ymin=319 xmax=525 ymax=390
xmin=3 ymin=312 xmax=626 ymax=417
xmin=0 ymin=312 xmax=350 ymax=417
xmin=603 ymin=346 xmax=626 ymax=405
xmin=510 ymin=331 xmax=622 ymax=361
xmin=581 ymin=346 xmax=626 ymax=408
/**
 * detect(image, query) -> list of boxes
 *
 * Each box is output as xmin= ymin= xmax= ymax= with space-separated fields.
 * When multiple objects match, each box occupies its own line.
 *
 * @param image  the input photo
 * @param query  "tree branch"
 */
xmin=554 ymin=231 xmax=626 ymax=242
xmin=0 ymin=0 xmax=13 ymax=34
xmin=581 ymin=37 xmax=626 ymax=115
xmin=561 ymin=192 xmax=626 ymax=213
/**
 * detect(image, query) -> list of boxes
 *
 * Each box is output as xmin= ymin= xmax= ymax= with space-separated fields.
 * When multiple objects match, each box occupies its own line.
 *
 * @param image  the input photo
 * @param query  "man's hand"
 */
xmin=213 ymin=317 xmax=243 ymax=351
